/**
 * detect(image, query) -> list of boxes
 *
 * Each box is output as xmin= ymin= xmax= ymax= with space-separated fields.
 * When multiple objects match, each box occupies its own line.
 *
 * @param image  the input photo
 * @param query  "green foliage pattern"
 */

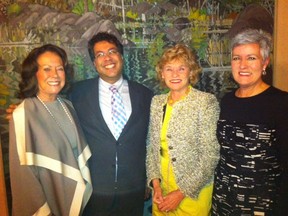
xmin=72 ymin=0 xmax=94 ymax=15
xmin=7 ymin=3 xmax=22 ymax=16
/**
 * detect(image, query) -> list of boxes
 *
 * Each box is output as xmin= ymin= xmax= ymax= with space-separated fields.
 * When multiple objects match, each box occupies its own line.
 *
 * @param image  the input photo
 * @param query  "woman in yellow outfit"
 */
xmin=146 ymin=44 xmax=220 ymax=215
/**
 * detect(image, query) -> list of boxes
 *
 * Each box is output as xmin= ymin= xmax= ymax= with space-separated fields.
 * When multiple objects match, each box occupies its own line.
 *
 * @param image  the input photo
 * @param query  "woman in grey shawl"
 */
xmin=9 ymin=44 xmax=92 ymax=216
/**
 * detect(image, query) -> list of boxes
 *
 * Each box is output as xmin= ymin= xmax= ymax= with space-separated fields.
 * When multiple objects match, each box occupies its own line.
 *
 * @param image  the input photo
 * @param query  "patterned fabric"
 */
xmin=109 ymin=85 xmax=127 ymax=139
xmin=146 ymin=87 xmax=220 ymax=199
xmin=213 ymin=120 xmax=280 ymax=216
xmin=152 ymin=103 xmax=213 ymax=216
xmin=212 ymin=86 xmax=288 ymax=216
xmin=9 ymin=97 xmax=92 ymax=216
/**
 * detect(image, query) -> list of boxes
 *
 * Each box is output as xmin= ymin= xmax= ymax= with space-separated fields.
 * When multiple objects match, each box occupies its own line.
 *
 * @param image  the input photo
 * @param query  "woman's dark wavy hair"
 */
xmin=18 ymin=44 xmax=72 ymax=99
xmin=88 ymin=32 xmax=123 ymax=62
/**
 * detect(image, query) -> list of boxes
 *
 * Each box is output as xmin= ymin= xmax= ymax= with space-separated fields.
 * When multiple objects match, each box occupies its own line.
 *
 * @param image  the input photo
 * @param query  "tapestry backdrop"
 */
xmin=0 ymin=1 xmax=274 ymax=132
xmin=0 ymin=1 xmax=275 ymax=214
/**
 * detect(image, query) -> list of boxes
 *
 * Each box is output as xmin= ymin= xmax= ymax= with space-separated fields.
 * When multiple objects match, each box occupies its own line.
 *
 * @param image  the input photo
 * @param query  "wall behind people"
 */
xmin=273 ymin=0 xmax=288 ymax=92
xmin=0 ymin=1 xmax=277 ymax=215
xmin=0 ymin=1 xmax=274 ymax=133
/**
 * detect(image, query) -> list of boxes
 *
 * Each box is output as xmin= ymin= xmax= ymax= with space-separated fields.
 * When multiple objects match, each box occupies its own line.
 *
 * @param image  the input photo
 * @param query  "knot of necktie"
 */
xmin=109 ymin=85 xmax=118 ymax=94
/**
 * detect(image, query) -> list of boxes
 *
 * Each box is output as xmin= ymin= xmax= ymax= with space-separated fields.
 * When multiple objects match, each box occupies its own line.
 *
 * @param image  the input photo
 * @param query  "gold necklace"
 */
xmin=167 ymin=87 xmax=190 ymax=106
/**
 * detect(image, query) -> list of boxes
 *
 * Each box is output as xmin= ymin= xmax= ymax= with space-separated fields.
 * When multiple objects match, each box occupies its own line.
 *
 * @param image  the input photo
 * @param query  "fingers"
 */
xmin=157 ymin=190 xmax=184 ymax=212
xmin=157 ymin=201 xmax=170 ymax=213
xmin=153 ymin=188 xmax=164 ymax=204
xmin=8 ymin=104 xmax=18 ymax=109
xmin=5 ymin=104 xmax=18 ymax=121
xmin=153 ymin=193 xmax=164 ymax=204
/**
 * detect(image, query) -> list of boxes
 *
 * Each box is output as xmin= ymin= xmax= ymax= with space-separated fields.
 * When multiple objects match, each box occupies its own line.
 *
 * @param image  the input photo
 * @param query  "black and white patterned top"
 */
xmin=212 ymin=86 xmax=288 ymax=216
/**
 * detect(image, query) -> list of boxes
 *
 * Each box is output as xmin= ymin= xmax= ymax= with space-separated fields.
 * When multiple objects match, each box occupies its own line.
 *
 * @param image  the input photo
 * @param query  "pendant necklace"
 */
xmin=36 ymin=95 xmax=74 ymax=129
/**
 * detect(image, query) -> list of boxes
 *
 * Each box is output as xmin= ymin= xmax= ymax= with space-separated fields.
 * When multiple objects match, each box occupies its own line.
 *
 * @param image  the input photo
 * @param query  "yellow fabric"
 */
xmin=152 ymin=103 xmax=212 ymax=216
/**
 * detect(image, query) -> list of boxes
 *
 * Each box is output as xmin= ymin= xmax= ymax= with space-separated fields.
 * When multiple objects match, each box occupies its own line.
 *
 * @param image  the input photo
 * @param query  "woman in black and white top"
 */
xmin=212 ymin=28 xmax=288 ymax=216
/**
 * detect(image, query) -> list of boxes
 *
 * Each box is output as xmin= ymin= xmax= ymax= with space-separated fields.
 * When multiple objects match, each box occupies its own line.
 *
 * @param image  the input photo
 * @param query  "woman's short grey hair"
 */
xmin=230 ymin=28 xmax=272 ymax=61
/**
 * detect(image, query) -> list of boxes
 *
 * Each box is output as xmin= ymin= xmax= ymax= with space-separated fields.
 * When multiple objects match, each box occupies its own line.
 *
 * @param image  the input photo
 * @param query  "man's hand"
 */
xmin=5 ymin=104 xmax=18 ymax=121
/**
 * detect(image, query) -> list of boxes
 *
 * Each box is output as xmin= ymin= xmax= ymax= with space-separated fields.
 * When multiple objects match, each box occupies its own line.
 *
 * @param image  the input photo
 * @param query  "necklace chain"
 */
xmin=36 ymin=96 xmax=73 ymax=128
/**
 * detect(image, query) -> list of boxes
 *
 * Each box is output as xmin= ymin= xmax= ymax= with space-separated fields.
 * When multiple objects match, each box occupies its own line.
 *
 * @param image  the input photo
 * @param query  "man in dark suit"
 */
xmin=69 ymin=32 xmax=153 ymax=215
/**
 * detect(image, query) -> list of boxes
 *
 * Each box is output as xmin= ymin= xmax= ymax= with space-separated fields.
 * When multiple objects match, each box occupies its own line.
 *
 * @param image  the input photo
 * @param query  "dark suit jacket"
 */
xmin=68 ymin=77 xmax=153 ymax=212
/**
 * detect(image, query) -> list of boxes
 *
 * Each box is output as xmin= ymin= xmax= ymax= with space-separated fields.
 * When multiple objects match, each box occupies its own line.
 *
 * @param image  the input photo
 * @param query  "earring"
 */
xmin=262 ymin=69 xmax=267 ymax=75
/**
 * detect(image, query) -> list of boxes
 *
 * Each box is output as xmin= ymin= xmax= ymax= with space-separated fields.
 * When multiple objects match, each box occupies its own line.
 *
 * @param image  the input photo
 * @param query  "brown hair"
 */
xmin=18 ymin=44 xmax=71 ymax=99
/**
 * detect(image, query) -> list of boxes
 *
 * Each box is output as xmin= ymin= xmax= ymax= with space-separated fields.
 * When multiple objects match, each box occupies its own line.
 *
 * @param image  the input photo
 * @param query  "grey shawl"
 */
xmin=9 ymin=97 xmax=92 ymax=216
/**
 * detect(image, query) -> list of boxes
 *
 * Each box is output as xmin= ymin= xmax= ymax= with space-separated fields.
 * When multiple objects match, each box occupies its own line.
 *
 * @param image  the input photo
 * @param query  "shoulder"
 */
xmin=151 ymin=93 xmax=168 ymax=108
xmin=70 ymin=78 xmax=99 ymax=93
xmin=127 ymin=80 xmax=154 ymax=101
xmin=128 ymin=80 xmax=153 ymax=93
xmin=253 ymin=86 xmax=288 ymax=105
xmin=152 ymin=93 xmax=167 ymax=102
xmin=190 ymin=88 xmax=218 ymax=103
xmin=268 ymin=86 xmax=288 ymax=96
xmin=18 ymin=98 xmax=36 ymax=109
xmin=13 ymin=98 xmax=37 ymax=119
xmin=220 ymin=89 xmax=236 ymax=103
xmin=185 ymin=88 xmax=219 ymax=114
xmin=60 ymin=97 xmax=73 ymax=107
xmin=267 ymin=86 xmax=288 ymax=109
xmin=68 ymin=77 xmax=99 ymax=100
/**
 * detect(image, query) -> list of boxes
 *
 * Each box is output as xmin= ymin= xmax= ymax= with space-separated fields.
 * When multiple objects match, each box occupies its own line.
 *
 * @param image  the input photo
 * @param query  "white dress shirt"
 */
xmin=99 ymin=76 xmax=132 ymax=138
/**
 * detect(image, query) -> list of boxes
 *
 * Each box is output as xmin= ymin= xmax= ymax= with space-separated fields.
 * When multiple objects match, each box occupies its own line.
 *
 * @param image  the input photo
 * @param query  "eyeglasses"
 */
xmin=95 ymin=49 xmax=119 ymax=60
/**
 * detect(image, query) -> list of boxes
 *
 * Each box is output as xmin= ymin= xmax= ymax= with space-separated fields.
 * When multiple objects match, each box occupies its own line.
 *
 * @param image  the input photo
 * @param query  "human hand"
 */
xmin=152 ymin=179 xmax=164 ymax=205
xmin=157 ymin=189 xmax=185 ymax=212
xmin=153 ymin=186 xmax=164 ymax=205
xmin=5 ymin=104 xmax=18 ymax=121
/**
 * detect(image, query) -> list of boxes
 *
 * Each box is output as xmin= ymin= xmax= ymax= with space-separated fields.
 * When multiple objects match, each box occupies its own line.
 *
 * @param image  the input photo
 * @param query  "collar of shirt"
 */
xmin=99 ymin=76 xmax=124 ymax=92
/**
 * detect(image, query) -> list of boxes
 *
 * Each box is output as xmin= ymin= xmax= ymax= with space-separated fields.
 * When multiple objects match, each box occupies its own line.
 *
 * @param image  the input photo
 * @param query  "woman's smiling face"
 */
xmin=36 ymin=51 xmax=65 ymax=101
xmin=161 ymin=59 xmax=191 ymax=95
xmin=231 ymin=43 xmax=269 ymax=89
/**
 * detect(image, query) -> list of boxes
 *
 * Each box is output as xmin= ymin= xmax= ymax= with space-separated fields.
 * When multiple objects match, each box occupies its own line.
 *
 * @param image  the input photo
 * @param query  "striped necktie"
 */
xmin=109 ymin=85 xmax=127 ymax=139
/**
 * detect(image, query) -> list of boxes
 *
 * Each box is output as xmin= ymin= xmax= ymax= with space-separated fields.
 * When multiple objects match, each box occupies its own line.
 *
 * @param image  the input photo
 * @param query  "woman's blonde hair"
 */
xmin=156 ymin=44 xmax=202 ymax=88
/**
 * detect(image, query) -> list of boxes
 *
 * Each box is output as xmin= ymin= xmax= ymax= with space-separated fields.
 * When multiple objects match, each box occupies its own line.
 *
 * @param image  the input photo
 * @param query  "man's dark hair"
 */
xmin=88 ymin=32 xmax=123 ymax=62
